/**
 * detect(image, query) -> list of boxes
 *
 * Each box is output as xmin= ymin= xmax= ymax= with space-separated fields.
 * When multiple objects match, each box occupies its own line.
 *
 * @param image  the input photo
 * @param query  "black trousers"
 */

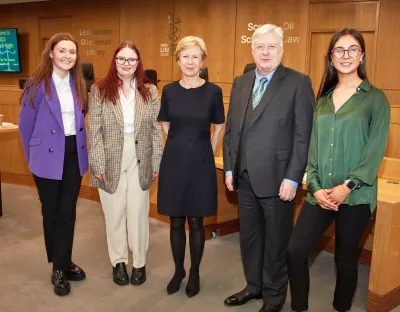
xmin=287 ymin=201 xmax=371 ymax=312
xmin=238 ymin=171 xmax=294 ymax=306
xmin=33 ymin=135 xmax=82 ymax=270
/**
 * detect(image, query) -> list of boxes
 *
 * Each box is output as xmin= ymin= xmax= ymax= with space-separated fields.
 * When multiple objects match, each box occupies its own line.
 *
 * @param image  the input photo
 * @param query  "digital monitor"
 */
xmin=0 ymin=28 xmax=21 ymax=73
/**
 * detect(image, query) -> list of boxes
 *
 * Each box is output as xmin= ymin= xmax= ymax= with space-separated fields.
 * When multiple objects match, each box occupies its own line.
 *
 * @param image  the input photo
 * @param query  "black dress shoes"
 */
xmin=130 ymin=266 xmax=146 ymax=285
xmin=66 ymin=262 xmax=86 ymax=281
xmin=113 ymin=262 xmax=129 ymax=286
xmin=186 ymin=269 xmax=200 ymax=298
xmin=259 ymin=303 xmax=284 ymax=312
xmin=51 ymin=269 xmax=71 ymax=296
xmin=224 ymin=289 xmax=263 ymax=306
xmin=167 ymin=269 xmax=186 ymax=295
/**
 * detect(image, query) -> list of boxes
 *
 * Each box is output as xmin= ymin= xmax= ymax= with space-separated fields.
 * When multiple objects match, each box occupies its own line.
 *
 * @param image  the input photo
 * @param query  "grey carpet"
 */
xmin=1 ymin=183 xmax=399 ymax=312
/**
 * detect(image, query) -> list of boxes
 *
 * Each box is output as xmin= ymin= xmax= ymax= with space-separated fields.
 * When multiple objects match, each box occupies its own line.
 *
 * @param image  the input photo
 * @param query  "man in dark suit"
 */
xmin=223 ymin=24 xmax=315 ymax=312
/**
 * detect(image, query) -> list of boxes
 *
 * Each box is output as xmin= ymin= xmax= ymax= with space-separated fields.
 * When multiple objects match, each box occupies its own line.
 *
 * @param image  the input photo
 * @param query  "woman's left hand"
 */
xmin=153 ymin=172 xmax=159 ymax=179
xmin=325 ymin=184 xmax=351 ymax=206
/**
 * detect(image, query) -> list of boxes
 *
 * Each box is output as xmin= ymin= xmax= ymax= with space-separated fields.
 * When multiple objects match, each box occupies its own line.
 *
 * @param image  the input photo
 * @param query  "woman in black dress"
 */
xmin=157 ymin=36 xmax=225 ymax=298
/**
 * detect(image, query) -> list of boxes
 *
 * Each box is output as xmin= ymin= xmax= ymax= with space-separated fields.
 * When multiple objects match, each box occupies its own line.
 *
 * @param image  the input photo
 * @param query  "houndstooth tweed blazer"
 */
xmin=88 ymin=83 xmax=163 ymax=194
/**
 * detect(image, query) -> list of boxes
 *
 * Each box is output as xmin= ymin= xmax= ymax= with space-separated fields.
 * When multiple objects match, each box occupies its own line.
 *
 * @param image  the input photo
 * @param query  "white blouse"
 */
xmin=52 ymin=71 xmax=76 ymax=136
xmin=119 ymin=80 xmax=136 ymax=133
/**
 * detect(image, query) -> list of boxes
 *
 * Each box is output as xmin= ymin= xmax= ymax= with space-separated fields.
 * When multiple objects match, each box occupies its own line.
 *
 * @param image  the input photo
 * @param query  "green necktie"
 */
xmin=252 ymin=77 xmax=268 ymax=109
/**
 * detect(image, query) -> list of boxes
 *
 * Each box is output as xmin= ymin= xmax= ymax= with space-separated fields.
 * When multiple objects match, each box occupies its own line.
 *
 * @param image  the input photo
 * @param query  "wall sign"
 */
xmin=79 ymin=28 xmax=114 ymax=57
xmin=241 ymin=22 xmax=300 ymax=44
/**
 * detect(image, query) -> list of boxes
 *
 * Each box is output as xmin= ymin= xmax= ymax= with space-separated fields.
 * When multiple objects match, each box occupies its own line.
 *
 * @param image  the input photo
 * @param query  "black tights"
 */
xmin=169 ymin=216 xmax=205 ymax=274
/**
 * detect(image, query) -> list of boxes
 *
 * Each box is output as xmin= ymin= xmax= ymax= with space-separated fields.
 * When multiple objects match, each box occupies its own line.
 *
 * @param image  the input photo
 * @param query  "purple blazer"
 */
xmin=19 ymin=75 xmax=89 ymax=180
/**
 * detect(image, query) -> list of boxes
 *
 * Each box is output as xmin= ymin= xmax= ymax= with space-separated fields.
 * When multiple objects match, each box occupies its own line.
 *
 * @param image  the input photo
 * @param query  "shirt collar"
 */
xmin=254 ymin=68 xmax=276 ymax=82
xmin=119 ymin=79 xmax=136 ymax=101
xmin=52 ymin=71 xmax=70 ymax=87
xmin=326 ymin=79 xmax=371 ymax=98
xmin=358 ymin=79 xmax=371 ymax=92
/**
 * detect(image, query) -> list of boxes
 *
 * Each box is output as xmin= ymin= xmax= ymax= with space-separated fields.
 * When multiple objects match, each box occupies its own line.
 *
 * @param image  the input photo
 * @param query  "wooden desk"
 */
xmin=0 ymin=124 xmax=19 ymax=217
xmin=0 ymin=124 xmax=19 ymax=133
xmin=214 ymin=157 xmax=400 ymax=312
xmin=368 ymin=178 xmax=400 ymax=312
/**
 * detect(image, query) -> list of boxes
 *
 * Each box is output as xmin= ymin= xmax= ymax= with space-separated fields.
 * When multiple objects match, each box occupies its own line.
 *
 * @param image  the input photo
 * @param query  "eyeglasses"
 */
xmin=331 ymin=46 xmax=362 ymax=59
xmin=115 ymin=57 xmax=139 ymax=66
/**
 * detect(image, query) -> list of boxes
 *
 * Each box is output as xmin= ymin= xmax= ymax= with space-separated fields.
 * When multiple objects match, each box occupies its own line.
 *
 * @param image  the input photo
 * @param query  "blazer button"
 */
xmin=138 ymin=159 xmax=140 ymax=164
xmin=80 ymin=128 xmax=83 ymax=132
xmin=81 ymin=145 xmax=85 ymax=149
xmin=49 ymin=148 xmax=53 ymax=152
xmin=135 ymin=140 xmax=138 ymax=144
xmin=51 ymin=130 xmax=55 ymax=134
xmin=82 ymin=109 xmax=85 ymax=114
xmin=50 ymin=109 xmax=54 ymax=114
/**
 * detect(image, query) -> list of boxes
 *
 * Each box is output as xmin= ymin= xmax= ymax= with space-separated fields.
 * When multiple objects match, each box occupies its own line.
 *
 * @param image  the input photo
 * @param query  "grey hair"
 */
xmin=251 ymin=24 xmax=284 ymax=48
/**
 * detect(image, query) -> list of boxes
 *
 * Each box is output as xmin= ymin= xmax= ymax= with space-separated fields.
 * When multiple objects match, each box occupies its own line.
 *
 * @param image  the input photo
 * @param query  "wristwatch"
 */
xmin=344 ymin=179 xmax=356 ymax=190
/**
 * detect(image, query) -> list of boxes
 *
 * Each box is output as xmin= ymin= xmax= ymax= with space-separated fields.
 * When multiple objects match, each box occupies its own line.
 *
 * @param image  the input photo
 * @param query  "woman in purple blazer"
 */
xmin=19 ymin=33 xmax=88 ymax=297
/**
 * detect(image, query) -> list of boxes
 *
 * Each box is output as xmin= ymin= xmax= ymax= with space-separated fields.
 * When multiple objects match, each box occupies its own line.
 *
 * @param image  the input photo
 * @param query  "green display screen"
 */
xmin=0 ymin=28 xmax=21 ymax=73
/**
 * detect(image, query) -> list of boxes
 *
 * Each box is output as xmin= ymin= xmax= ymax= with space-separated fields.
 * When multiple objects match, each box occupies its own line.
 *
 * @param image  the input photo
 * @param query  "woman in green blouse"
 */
xmin=287 ymin=28 xmax=390 ymax=312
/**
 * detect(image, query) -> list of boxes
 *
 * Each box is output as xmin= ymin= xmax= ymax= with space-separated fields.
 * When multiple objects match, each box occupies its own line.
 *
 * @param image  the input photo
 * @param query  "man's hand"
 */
xmin=279 ymin=180 xmax=297 ymax=201
xmin=326 ymin=184 xmax=351 ymax=206
xmin=225 ymin=175 xmax=234 ymax=191
xmin=314 ymin=189 xmax=338 ymax=211
xmin=95 ymin=174 xmax=104 ymax=182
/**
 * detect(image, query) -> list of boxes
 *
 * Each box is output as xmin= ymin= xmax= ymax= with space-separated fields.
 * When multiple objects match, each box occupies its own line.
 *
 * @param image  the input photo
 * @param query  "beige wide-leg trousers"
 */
xmin=99 ymin=133 xmax=149 ymax=268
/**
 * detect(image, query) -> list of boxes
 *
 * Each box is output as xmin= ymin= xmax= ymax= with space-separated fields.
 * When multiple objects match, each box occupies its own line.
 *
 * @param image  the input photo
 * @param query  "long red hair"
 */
xmin=20 ymin=33 xmax=88 ymax=110
xmin=97 ymin=41 xmax=150 ymax=104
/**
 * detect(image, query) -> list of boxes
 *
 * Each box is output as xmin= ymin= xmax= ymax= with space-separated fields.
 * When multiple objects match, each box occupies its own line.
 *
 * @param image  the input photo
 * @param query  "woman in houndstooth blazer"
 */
xmin=88 ymin=41 xmax=163 ymax=286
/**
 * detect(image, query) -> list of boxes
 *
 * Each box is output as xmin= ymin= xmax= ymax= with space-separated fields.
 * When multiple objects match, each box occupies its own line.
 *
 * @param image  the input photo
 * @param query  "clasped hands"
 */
xmin=314 ymin=184 xmax=352 ymax=211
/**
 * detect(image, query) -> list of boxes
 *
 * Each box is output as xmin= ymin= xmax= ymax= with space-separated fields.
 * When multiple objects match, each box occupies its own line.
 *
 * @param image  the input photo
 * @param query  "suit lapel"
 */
xmin=239 ymin=73 xmax=256 ymax=132
xmin=46 ymin=79 xmax=64 ymax=130
xmin=112 ymin=96 xmax=124 ymax=130
xmin=134 ymin=88 xmax=142 ymax=137
xmin=249 ymin=64 xmax=286 ymax=127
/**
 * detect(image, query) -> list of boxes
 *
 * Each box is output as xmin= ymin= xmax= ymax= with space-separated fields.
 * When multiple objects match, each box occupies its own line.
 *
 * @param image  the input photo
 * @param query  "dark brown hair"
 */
xmin=317 ymin=28 xmax=367 ymax=99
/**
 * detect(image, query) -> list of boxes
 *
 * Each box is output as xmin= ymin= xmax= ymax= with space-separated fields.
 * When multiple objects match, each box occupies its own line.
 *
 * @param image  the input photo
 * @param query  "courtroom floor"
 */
xmin=1 ymin=184 xmax=399 ymax=312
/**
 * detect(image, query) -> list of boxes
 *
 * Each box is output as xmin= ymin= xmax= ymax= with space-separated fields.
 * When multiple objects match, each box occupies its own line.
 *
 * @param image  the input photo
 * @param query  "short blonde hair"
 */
xmin=252 ymin=24 xmax=284 ymax=48
xmin=175 ymin=36 xmax=207 ymax=61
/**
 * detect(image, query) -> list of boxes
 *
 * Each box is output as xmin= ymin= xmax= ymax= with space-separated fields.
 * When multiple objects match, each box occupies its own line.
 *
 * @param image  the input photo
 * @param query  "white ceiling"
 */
xmin=0 ymin=0 xmax=49 ymax=4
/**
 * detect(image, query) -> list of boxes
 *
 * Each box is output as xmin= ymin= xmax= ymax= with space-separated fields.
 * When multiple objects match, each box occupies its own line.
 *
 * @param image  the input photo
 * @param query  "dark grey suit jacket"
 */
xmin=223 ymin=64 xmax=315 ymax=197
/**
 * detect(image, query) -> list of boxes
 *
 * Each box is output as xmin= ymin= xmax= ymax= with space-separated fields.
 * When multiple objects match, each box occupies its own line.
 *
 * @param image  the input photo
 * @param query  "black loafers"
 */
xmin=66 ymin=262 xmax=86 ymax=281
xmin=224 ymin=289 xmax=263 ymax=306
xmin=51 ymin=269 xmax=71 ymax=296
xmin=130 ymin=266 xmax=146 ymax=286
xmin=113 ymin=262 xmax=129 ymax=286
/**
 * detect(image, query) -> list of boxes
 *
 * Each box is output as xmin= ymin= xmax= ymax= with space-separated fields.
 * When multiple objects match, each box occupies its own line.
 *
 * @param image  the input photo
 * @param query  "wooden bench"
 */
xmin=0 ymin=124 xmax=19 ymax=217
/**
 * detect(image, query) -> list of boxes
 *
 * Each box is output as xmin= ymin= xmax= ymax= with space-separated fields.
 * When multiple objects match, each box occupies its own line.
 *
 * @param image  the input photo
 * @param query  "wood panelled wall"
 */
xmin=1 ymin=0 xmax=400 ymax=179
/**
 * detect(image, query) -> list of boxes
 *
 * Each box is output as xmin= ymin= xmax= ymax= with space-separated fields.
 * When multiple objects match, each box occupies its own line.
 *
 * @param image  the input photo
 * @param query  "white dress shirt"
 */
xmin=119 ymin=80 xmax=136 ymax=133
xmin=52 ymin=71 xmax=76 ymax=136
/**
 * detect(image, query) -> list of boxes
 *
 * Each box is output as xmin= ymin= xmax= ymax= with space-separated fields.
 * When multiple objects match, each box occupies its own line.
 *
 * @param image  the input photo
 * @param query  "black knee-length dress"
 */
xmin=157 ymin=81 xmax=225 ymax=217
